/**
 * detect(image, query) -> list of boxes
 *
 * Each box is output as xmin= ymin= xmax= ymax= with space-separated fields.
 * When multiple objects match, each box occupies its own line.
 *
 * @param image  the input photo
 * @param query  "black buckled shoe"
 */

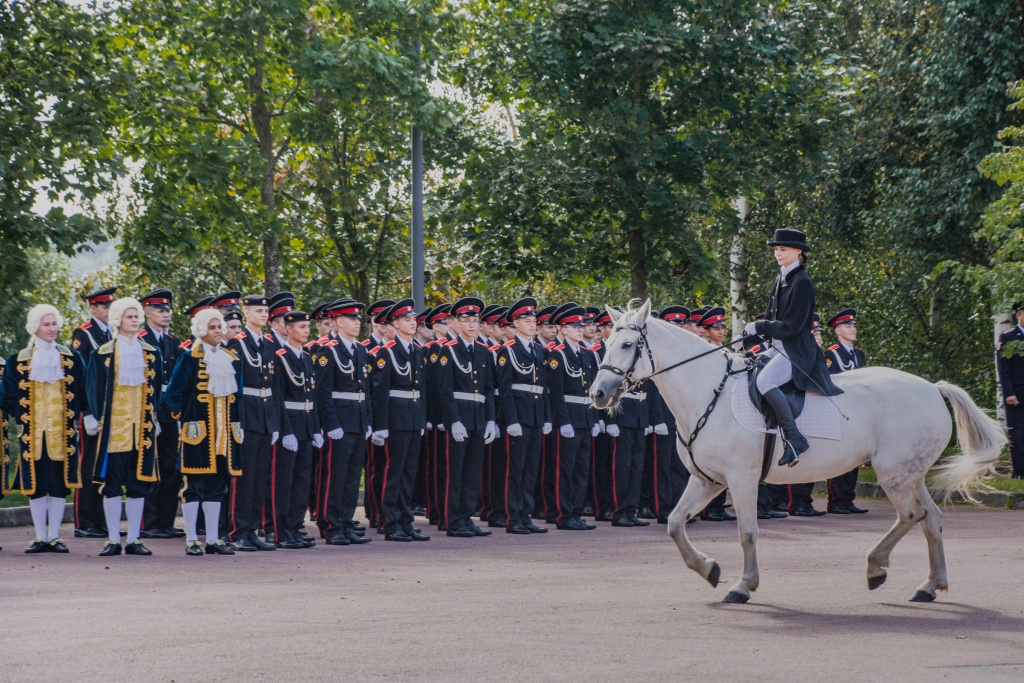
xmin=25 ymin=539 xmax=49 ymax=554
xmin=99 ymin=541 xmax=122 ymax=556
xmin=48 ymin=539 xmax=70 ymax=553
xmin=125 ymin=541 xmax=153 ymax=556
xmin=185 ymin=541 xmax=204 ymax=556
xmin=205 ymin=540 xmax=236 ymax=555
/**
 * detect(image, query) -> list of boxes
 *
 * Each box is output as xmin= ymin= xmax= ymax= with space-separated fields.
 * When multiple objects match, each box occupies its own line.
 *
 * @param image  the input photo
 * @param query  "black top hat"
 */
xmin=828 ymin=308 xmax=857 ymax=328
xmin=85 ymin=287 xmax=118 ymax=305
xmin=184 ymin=296 xmax=215 ymax=319
xmin=283 ymin=310 xmax=310 ymax=325
xmin=698 ymin=306 xmax=727 ymax=328
xmin=767 ymin=228 xmax=812 ymax=252
xmin=451 ymin=297 xmax=485 ymax=318
xmin=242 ymin=294 xmax=269 ymax=307
xmin=660 ymin=305 xmax=690 ymax=324
xmin=212 ymin=291 xmax=242 ymax=311
xmin=140 ymin=289 xmax=173 ymax=310
xmin=551 ymin=302 xmax=585 ymax=326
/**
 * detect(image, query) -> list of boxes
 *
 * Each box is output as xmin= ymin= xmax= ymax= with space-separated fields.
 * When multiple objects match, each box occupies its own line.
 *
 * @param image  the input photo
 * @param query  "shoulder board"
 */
xmin=303 ymin=341 xmax=316 ymax=349
xmin=444 ymin=339 xmax=459 ymax=347
xmin=827 ymin=344 xmax=839 ymax=351
xmin=139 ymin=340 xmax=157 ymax=352
xmin=234 ymin=333 xmax=247 ymax=341
xmin=590 ymin=343 xmax=602 ymax=352
xmin=97 ymin=341 xmax=115 ymax=355
xmin=503 ymin=339 xmax=515 ymax=348
xmin=368 ymin=346 xmax=380 ymax=355
xmin=317 ymin=336 xmax=329 ymax=344
xmin=544 ymin=342 xmax=556 ymax=350
xmin=264 ymin=334 xmax=275 ymax=342
xmin=425 ymin=340 xmax=436 ymax=348
xmin=137 ymin=329 xmax=149 ymax=338
xmin=275 ymin=348 xmax=287 ymax=356
xmin=223 ymin=348 xmax=239 ymax=361
xmin=488 ymin=344 xmax=501 ymax=353
xmin=325 ymin=339 xmax=339 ymax=348
xmin=56 ymin=344 xmax=73 ymax=356
xmin=476 ymin=340 xmax=490 ymax=347
xmin=166 ymin=332 xmax=179 ymax=342
xmin=179 ymin=340 xmax=193 ymax=351
xmin=79 ymin=322 xmax=92 ymax=330
xmin=553 ymin=343 xmax=565 ymax=351
xmin=384 ymin=340 xmax=397 ymax=349
xmin=359 ymin=339 xmax=372 ymax=347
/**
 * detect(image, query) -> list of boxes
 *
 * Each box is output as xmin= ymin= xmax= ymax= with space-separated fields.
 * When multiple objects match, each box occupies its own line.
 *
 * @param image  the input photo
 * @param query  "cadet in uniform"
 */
xmin=361 ymin=299 xmax=395 ymax=530
xmin=825 ymin=308 xmax=869 ymax=514
xmin=652 ymin=306 xmax=690 ymax=523
xmin=138 ymin=289 xmax=185 ymax=539
xmin=87 ymin=297 xmax=163 ymax=556
xmin=72 ymin=286 xmax=116 ymax=538
xmin=0 ymin=305 xmax=88 ymax=553
xmin=371 ymin=298 xmax=430 ymax=542
xmin=697 ymin=307 xmax=735 ymax=522
xmin=423 ymin=304 xmax=450 ymax=528
xmin=998 ymin=301 xmax=1024 ymax=479
xmin=223 ymin=294 xmax=279 ymax=551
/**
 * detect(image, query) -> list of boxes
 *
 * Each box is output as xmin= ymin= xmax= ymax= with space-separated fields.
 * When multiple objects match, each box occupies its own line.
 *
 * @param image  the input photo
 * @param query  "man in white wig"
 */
xmin=0 ymin=304 xmax=89 ymax=553
xmin=86 ymin=297 xmax=163 ymax=557
xmin=163 ymin=307 xmax=243 ymax=555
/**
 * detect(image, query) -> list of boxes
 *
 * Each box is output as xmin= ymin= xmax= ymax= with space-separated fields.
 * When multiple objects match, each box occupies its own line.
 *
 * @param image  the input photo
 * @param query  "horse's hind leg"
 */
xmin=667 ymin=476 xmax=726 ymax=589
xmin=910 ymin=480 xmax=947 ymax=602
xmin=866 ymin=480 xmax=927 ymax=591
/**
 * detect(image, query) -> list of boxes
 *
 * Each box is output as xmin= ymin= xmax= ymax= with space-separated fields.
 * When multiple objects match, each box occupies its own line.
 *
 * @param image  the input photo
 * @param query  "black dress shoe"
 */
xmin=574 ymin=517 xmax=597 ymax=530
xmin=205 ymin=540 xmax=236 ymax=555
xmin=248 ymin=533 xmax=277 ymax=551
xmin=686 ymin=517 xmax=697 ymax=525
xmin=702 ymin=511 xmax=729 ymax=522
xmin=99 ymin=541 xmax=122 ymax=556
xmin=125 ymin=541 xmax=153 ymax=556
xmin=352 ymin=523 xmax=366 ymax=532
xmin=326 ymin=533 xmax=351 ymax=546
xmin=847 ymin=504 xmax=869 ymax=514
xmin=264 ymin=531 xmax=277 ymax=544
xmin=412 ymin=506 xmax=426 ymax=517
xmin=827 ymin=504 xmax=852 ymax=515
xmin=767 ymin=510 xmax=788 ymax=519
xmin=185 ymin=541 xmax=204 ymax=556
xmin=487 ymin=518 xmax=507 ymax=528
xmin=48 ymin=539 xmax=70 ymax=553
xmin=525 ymin=522 xmax=548 ymax=534
xmin=406 ymin=529 xmax=430 ymax=541
xmin=230 ymin=537 xmax=257 ymax=552
xmin=638 ymin=507 xmax=657 ymax=520
xmin=75 ymin=527 xmax=107 ymax=539
xmin=791 ymin=507 xmax=826 ymax=517
xmin=447 ymin=527 xmax=474 ymax=538
xmin=611 ymin=517 xmax=636 ymax=527
xmin=276 ymin=538 xmax=305 ymax=549
xmin=437 ymin=524 xmax=448 ymax=532
xmin=507 ymin=524 xmax=531 ymax=535
xmin=720 ymin=511 xmax=737 ymax=521
xmin=556 ymin=520 xmax=588 ymax=530
xmin=350 ymin=529 xmax=366 ymax=537
xmin=757 ymin=511 xmax=773 ymax=520
xmin=598 ymin=511 xmax=613 ymax=522
xmin=468 ymin=524 xmax=492 ymax=537
xmin=167 ymin=527 xmax=186 ymax=538
xmin=25 ymin=540 xmax=49 ymax=554
xmin=582 ymin=505 xmax=595 ymax=516
xmin=196 ymin=528 xmax=206 ymax=536
xmin=300 ymin=536 xmax=317 ymax=548
xmin=385 ymin=530 xmax=413 ymax=542
xmin=345 ymin=530 xmax=372 ymax=544
xmin=628 ymin=515 xmax=650 ymax=526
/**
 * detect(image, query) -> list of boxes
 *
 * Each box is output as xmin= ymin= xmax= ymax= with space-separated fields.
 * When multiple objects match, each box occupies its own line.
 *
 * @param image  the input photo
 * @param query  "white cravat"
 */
xmin=117 ymin=334 xmax=147 ymax=386
xmin=780 ymin=261 xmax=800 ymax=278
xmin=29 ymin=338 xmax=64 ymax=384
xmin=202 ymin=342 xmax=238 ymax=397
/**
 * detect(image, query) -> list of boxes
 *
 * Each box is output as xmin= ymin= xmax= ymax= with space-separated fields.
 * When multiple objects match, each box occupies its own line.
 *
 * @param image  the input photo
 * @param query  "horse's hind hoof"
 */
xmin=867 ymin=574 xmax=886 ymax=591
xmin=910 ymin=590 xmax=936 ymax=603
xmin=707 ymin=563 xmax=721 ymax=588
xmin=723 ymin=591 xmax=749 ymax=604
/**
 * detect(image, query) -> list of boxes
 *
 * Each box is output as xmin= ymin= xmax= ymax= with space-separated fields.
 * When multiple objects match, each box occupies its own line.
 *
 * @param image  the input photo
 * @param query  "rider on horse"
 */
xmin=748 ymin=229 xmax=843 ymax=467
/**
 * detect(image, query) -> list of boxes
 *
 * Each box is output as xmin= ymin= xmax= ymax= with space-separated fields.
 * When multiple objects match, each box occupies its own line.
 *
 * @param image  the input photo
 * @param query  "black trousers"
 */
xmin=316 ymin=432 xmax=364 ymax=536
xmin=144 ymin=420 xmax=180 ymax=531
xmin=1007 ymin=403 xmax=1024 ymax=478
xmin=551 ymin=430 xmax=591 ymax=526
xmin=367 ymin=441 xmax=387 ymax=527
xmin=101 ymin=450 xmax=154 ymax=499
xmin=504 ymin=425 xmax=544 ymax=527
xmin=412 ymin=431 xmax=428 ymax=509
xmin=476 ymin=431 xmax=494 ymax=523
xmin=182 ymin=468 xmax=229 ymax=503
xmin=381 ymin=430 xmax=421 ymax=534
xmin=270 ymin=439 xmax=313 ymax=543
xmin=224 ymin=431 xmax=273 ymax=541
xmin=486 ymin=430 xmax=508 ymax=524
xmin=640 ymin=433 xmax=655 ymax=511
xmin=704 ymin=490 xmax=728 ymax=516
xmin=443 ymin=428 xmax=486 ymax=530
xmin=766 ymin=483 xmax=790 ymax=510
xmin=309 ymin=443 xmax=322 ymax=515
xmin=425 ymin=427 xmax=442 ymax=524
xmin=75 ymin=428 xmax=106 ymax=531
xmin=785 ymin=483 xmax=815 ymax=511
xmin=653 ymin=429 xmax=687 ymax=519
xmin=591 ymin=432 xmax=613 ymax=518
xmin=827 ymin=467 xmax=859 ymax=506
xmin=30 ymin=451 xmax=69 ymax=499
xmin=611 ymin=427 xmax=646 ymax=519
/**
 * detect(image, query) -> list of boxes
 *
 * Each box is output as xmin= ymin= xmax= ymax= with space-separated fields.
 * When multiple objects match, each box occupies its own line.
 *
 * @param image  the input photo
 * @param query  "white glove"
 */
xmin=371 ymin=430 xmax=388 ymax=446
xmin=744 ymin=321 xmax=757 ymax=336
xmin=654 ymin=423 xmax=669 ymax=436
xmin=238 ymin=430 xmax=243 ymax=444
xmin=506 ymin=423 xmax=523 ymax=438
xmin=312 ymin=432 xmax=324 ymax=449
xmin=598 ymin=419 xmax=606 ymax=434
xmin=426 ymin=422 xmax=433 ymax=430
xmin=483 ymin=421 xmax=497 ymax=444
xmin=420 ymin=429 xmax=424 ymax=437
xmin=437 ymin=423 xmax=445 ymax=431
xmin=282 ymin=434 xmax=299 ymax=452
xmin=272 ymin=431 xmax=279 ymax=445
xmin=84 ymin=414 xmax=99 ymax=436
xmin=451 ymin=421 xmax=468 ymax=443
xmin=156 ymin=422 xmax=162 ymax=436
xmin=645 ymin=426 xmax=654 ymax=436
xmin=328 ymin=427 xmax=345 ymax=440
xmin=606 ymin=424 xmax=620 ymax=438
xmin=591 ymin=423 xmax=601 ymax=438
xmin=543 ymin=422 xmax=552 ymax=435
xmin=560 ymin=424 xmax=575 ymax=439
xmin=365 ymin=426 xmax=372 ymax=440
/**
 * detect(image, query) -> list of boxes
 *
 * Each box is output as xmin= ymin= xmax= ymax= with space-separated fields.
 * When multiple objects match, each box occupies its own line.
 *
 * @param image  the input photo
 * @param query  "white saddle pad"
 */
xmin=731 ymin=373 xmax=842 ymax=441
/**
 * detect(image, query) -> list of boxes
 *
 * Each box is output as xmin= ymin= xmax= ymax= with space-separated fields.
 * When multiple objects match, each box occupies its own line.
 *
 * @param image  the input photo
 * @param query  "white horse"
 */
xmin=590 ymin=300 xmax=1006 ymax=604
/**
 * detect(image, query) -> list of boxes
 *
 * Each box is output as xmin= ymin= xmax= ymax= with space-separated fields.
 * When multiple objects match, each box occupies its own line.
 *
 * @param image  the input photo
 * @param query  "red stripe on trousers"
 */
xmin=554 ymin=434 xmax=563 ymax=522
xmin=321 ymin=437 xmax=334 ymax=527
xmin=503 ymin=433 xmax=511 ymax=526
xmin=610 ymin=436 xmax=619 ymax=513
xmin=651 ymin=433 xmax=659 ymax=519
xmin=380 ymin=441 xmax=391 ymax=528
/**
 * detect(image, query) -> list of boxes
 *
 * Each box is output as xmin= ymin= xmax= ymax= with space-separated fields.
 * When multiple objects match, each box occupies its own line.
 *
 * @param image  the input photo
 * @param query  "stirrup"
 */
xmin=778 ymin=442 xmax=800 ymax=467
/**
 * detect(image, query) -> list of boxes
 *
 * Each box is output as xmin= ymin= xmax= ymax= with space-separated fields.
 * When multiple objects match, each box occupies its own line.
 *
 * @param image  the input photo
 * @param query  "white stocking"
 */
xmin=182 ymin=501 xmax=200 ymax=543
xmin=29 ymin=497 xmax=47 ymax=541
xmin=202 ymin=501 xmax=221 ymax=544
xmin=125 ymin=497 xmax=145 ymax=544
xmin=47 ymin=495 xmax=66 ymax=541
xmin=103 ymin=497 xmax=123 ymax=543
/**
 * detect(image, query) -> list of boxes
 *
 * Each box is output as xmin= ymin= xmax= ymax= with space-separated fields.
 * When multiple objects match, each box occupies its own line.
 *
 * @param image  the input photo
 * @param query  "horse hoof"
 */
xmin=910 ymin=590 xmax=936 ymax=603
xmin=867 ymin=574 xmax=887 ymax=591
xmin=722 ymin=591 xmax=749 ymax=604
xmin=706 ymin=563 xmax=721 ymax=588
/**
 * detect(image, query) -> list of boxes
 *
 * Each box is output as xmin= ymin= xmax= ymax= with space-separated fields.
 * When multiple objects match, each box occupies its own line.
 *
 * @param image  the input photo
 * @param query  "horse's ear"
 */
xmin=637 ymin=299 xmax=652 ymax=322
xmin=607 ymin=305 xmax=623 ymax=323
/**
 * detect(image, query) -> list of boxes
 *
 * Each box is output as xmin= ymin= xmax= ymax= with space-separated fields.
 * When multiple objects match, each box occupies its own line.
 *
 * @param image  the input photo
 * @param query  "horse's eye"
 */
xmin=622 ymin=341 xmax=632 ymax=349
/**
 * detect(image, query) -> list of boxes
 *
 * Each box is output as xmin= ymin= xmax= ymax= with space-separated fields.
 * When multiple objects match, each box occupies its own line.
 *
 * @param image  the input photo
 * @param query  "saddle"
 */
xmin=747 ymin=361 xmax=806 ymax=482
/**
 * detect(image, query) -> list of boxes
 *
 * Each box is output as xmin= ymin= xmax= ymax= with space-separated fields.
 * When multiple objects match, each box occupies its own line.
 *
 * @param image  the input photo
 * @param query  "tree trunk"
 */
xmin=627 ymin=220 xmax=647 ymax=303
xmin=263 ymin=234 xmax=280 ymax=296
xmin=729 ymin=197 xmax=751 ymax=340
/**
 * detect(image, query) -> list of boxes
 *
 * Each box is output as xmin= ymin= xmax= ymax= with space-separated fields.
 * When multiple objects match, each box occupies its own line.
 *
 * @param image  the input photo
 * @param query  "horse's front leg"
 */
xmin=667 ymin=474 xmax=725 ymax=588
xmin=722 ymin=477 xmax=760 ymax=604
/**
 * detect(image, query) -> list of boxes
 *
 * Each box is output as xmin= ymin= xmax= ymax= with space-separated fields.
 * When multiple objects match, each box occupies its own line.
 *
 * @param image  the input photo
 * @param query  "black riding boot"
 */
xmin=763 ymin=388 xmax=809 ymax=467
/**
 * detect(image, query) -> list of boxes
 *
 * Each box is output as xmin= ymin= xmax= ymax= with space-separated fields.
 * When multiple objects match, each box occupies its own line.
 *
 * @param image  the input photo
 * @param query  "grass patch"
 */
xmin=0 ymin=492 xmax=74 ymax=509
xmin=859 ymin=465 xmax=1024 ymax=493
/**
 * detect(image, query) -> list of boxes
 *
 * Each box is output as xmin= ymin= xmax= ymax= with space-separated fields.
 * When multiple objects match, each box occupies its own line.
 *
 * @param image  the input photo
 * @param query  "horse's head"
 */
xmin=590 ymin=299 xmax=655 ymax=409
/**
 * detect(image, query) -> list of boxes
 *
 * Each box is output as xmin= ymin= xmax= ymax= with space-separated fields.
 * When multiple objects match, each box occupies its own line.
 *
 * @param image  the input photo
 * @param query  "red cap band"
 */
xmin=270 ymin=304 xmax=294 ymax=316
xmin=88 ymin=294 xmax=115 ymax=304
xmin=511 ymin=305 xmax=535 ymax=319
xmin=389 ymin=305 xmax=414 ymax=319
xmin=663 ymin=313 xmax=687 ymax=321
xmin=141 ymin=297 xmax=170 ymax=306
xmin=189 ymin=305 xmax=213 ymax=318
xmin=560 ymin=315 xmax=584 ymax=324
xmin=454 ymin=305 xmax=481 ymax=316
xmin=329 ymin=307 xmax=360 ymax=318
xmin=830 ymin=315 xmax=854 ymax=327
xmin=700 ymin=315 xmax=724 ymax=327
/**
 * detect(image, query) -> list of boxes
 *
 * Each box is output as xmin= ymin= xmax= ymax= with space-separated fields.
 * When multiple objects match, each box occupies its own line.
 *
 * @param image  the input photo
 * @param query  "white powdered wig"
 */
xmin=25 ymin=304 xmax=64 ymax=338
xmin=109 ymin=297 xmax=144 ymax=333
xmin=191 ymin=308 xmax=225 ymax=339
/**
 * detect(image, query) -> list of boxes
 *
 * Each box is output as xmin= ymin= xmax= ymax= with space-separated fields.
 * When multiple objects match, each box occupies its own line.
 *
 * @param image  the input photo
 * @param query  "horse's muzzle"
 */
xmin=590 ymin=375 xmax=624 ymax=410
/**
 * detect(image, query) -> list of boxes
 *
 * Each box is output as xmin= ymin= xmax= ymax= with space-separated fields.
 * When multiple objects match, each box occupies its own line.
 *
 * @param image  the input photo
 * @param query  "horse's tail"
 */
xmin=930 ymin=381 xmax=1007 ymax=504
